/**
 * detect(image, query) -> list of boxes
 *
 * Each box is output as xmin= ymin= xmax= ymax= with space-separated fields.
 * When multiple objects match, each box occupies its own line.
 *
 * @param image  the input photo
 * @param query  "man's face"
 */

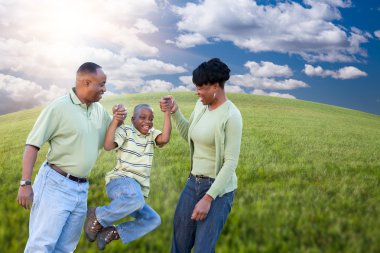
xmin=132 ymin=108 xmax=154 ymax=135
xmin=84 ymin=68 xmax=107 ymax=103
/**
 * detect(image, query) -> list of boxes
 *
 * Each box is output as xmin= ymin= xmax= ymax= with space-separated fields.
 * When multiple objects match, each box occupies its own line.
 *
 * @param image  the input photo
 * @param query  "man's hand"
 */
xmin=160 ymin=95 xmax=177 ymax=113
xmin=17 ymin=185 xmax=33 ymax=209
xmin=112 ymin=104 xmax=127 ymax=126
xmin=191 ymin=194 xmax=213 ymax=221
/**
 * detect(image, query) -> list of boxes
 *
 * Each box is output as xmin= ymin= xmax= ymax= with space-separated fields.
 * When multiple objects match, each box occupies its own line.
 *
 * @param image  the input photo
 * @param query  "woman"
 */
xmin=160 ymin=58 xmax=243 ymax=253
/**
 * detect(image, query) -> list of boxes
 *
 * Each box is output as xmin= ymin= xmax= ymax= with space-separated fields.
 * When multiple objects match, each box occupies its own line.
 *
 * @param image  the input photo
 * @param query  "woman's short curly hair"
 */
xmin=192 ymin=58 xmax=230 ymax=89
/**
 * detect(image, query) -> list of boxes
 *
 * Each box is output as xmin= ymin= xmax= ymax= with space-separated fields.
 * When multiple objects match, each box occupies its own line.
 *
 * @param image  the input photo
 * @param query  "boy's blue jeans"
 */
xmin=171 ymin=174 xmax=235 ymax=253
xmin=96 ymin=177 xmax=161 ymax=244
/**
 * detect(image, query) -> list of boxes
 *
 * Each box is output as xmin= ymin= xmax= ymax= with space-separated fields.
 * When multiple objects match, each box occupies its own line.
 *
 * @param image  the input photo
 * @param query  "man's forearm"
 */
xmin=22 ymin=145 xmax=39 ymax=180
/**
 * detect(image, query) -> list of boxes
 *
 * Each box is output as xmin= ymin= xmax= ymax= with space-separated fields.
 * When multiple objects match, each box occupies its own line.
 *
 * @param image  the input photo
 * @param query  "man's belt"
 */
xmin=47 ymin=162 xmax=87 ymax=183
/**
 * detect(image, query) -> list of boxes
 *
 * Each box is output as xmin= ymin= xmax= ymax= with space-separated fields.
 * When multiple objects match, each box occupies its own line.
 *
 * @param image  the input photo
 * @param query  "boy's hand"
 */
xmin=112 ymin=104 xmax=127 ymax=126
xmin=160 ymin=95 xmax=177 ymax=113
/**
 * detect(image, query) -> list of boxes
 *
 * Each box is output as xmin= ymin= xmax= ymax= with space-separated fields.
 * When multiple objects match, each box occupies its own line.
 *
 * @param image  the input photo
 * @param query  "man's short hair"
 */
xmin=77 ymin=62 xmax=102 ymax=75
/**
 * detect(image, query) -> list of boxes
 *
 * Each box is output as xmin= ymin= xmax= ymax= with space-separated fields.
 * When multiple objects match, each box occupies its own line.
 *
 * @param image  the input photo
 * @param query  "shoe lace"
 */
xmin=105 ymin=228 xmax=120 ymax=243
xmin=91 ymin=217 xmax=100 ymax=230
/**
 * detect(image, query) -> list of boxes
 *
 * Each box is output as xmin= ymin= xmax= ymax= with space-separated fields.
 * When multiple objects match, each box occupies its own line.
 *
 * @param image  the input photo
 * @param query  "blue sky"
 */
xmin=0 ymin=0 xmax=379 ymax=115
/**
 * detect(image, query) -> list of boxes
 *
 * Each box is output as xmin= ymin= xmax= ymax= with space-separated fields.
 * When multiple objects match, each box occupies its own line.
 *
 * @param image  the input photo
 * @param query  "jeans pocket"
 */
xmin=45 ymin=170 xmax=67 ymax=190
xmin=31 ymin=167 xmax=50 ymax=212
xmin=225 ymin=191 xmax=235 ymax=211
xmin=107 ymin=177 xmax=140 ymax=199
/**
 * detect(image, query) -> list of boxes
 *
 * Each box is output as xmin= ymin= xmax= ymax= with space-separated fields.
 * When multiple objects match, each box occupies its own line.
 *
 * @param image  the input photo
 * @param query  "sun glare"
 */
xmin=37 ymin=1 xmax=94 ymax=43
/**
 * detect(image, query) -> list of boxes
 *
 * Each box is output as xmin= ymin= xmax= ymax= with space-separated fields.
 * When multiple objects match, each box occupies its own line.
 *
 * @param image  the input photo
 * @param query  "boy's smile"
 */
xmin=132 ymin=108 xmax=154 ymax=135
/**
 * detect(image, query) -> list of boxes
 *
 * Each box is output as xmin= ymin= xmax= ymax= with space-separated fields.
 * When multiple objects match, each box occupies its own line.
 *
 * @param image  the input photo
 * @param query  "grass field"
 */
xmin=1 ymin=92 xmax=379 ymax=253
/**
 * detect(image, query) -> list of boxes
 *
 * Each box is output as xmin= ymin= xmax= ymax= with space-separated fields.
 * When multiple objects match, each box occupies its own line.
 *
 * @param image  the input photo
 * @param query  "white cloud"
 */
xmin=374 ymin=30 xmax=380 ymax=40
xmin=0 ymin=0 xmax=181 ymax=114
xmin=304 ymin=64 xmax=367 ymax=79
xmin=225 ymin=85 xmax=245 ymax=93
xmin=334 ymin=66 xmax=368 ymax=79
xmin=122 ymin=58 xmax=186 ymax=77
xmin=252 ymin=89 xmax=296 ymax=99
xmin=179 ymin=75 xmax=193 ymax=86
xmin=173 ymin=33 xmax=209 ymax=48
xmin=171 ymin=0 xmax=369 ymax=62
xmin=304 ymin=64 xmax=333 ymax=77
xmin=0 ymin=74 xmax=65 ymax=102
xmin=304 ymin=0 xmax=352 ymax=8
xmin=245 ymin=61 xmax=293 ymax=78
xmin=0 ymin=0 xmax=161 ymax=81
xmin=133 ymin=19 xmax=159 ymax=34
xmin=0 ymin=73 xmax=66 ymax=112
xmin=141 ymin=79 xmax=174 ymax=93
xmin=230 ymin=60 xmax=309 ymax=90
xmin=165 ymin=39 xmax=175 ymax=45
xmin=141 ymin=79 xmax=194 ymax=93
xmin=172 ymin=85 xmax=192 ymax=92
xmin=108 ymin=58 xmax=187 ymax=90
xmin=178 ymin=75 xmax=195 ymax=91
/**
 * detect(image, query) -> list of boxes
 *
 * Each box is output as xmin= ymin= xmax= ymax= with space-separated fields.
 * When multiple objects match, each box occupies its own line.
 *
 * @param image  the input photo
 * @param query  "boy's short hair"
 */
xmin=133 ymin=104 xmax=153 ymax=116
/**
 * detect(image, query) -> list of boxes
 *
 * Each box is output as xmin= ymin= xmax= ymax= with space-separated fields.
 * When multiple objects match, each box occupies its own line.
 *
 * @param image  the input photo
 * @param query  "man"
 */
xmin=17 ymin=62 xmax=127 ymax=252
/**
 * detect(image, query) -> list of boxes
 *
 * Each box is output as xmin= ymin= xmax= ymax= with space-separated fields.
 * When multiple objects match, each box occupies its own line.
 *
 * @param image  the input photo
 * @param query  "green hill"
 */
xmin=1 ymin=92 xmax=379 ymax=253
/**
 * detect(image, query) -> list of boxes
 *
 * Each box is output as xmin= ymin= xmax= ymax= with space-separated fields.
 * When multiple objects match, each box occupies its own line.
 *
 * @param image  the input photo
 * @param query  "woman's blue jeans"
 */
xmin=95 ymin=177 xmax=161 ymax=244
xmin=171 ymin=175 xmax=235 ymax=253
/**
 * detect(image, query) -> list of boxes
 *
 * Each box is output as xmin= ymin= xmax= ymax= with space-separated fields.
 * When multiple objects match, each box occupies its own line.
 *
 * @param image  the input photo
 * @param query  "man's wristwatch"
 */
xmin=20 ymin=179 xmax=31 ymax=187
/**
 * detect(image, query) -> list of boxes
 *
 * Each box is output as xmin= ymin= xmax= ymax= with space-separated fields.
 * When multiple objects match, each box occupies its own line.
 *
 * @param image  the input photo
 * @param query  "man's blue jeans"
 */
xmin=171 ymin=175 xmax=235 ymax=253
xmin=24 ymin=162 xmax=89 ymax=253
xmin=96 ymin=177 xmax=161 ymax=244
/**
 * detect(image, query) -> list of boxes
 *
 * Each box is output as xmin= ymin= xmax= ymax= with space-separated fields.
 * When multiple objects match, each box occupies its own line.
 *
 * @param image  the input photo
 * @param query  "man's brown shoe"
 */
xmin=97 ymin=226 xmax=120 ymax=250
xmin=84 ymin=207 xmax=103 ymax=242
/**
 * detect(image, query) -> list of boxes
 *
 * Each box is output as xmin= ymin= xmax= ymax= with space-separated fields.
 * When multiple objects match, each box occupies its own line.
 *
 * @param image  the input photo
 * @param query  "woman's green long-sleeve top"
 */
xmin=171 ymin=99 xmax=243 ymax=199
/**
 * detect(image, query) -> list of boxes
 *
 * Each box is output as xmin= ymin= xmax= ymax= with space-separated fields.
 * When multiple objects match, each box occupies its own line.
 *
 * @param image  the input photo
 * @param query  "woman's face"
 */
xmin=195 ymin=83 xmax=217 ymax=105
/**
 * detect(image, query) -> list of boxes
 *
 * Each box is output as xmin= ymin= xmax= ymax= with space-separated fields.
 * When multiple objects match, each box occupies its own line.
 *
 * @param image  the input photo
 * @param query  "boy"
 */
xmin=84 ymin=100 xmax=172 ymax=250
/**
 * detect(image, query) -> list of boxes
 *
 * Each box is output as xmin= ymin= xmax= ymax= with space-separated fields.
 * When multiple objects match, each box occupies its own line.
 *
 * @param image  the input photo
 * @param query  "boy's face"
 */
xmin=132 ymin=108 xmax=154 ymax=135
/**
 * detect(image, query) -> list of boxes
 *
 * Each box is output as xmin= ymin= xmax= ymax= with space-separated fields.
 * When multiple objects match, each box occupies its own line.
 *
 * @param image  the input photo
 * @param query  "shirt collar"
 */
xmin=69 ymin=88 xmax=83 ymax=105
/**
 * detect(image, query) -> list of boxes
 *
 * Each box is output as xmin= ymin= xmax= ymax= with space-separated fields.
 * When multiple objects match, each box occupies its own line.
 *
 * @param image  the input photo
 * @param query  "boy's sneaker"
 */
xmin=84 ymin=207 xmax=103 ymax=242
xmin=97 ymin=226 xmax=120 ymax=250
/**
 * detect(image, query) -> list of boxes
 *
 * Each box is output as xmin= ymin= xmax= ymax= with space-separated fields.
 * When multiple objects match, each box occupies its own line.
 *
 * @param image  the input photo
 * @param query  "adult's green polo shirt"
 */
xmin=26 ymin=88 xmax=111 ymax=178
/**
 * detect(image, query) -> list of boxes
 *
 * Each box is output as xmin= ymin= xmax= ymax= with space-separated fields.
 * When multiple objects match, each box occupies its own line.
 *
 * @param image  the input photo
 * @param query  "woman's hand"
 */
xmin=191 ymin=194 xmax=213 ymax=221
xmin=160 ymin=95 xmax=177 ymax=113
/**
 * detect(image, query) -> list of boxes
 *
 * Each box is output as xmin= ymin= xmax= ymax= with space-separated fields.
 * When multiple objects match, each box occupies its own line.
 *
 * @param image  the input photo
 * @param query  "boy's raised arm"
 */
xmin=156 ymin=97 xmax=172 ymax=146
xmin=104 ymin=119 xmax=119 ymax=151
xmin=104 ymin=104 xmax=127 ymax=151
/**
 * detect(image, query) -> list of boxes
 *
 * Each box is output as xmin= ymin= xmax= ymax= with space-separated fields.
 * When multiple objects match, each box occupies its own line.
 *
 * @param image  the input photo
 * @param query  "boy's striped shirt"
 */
xmin=105 ymin=125 xmax=161 ymax=197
